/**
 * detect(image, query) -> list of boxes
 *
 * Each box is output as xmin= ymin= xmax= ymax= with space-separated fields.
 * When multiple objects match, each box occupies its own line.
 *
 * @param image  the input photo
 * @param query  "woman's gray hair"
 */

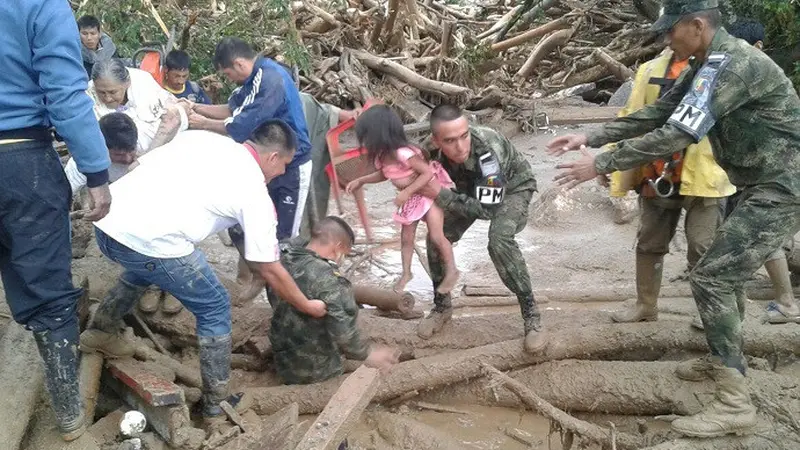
xmin=91 ymin=58 xmax=130 ymax=84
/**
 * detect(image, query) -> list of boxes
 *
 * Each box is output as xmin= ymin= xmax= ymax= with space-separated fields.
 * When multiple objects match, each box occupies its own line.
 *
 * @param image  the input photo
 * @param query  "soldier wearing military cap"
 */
xmin=547 ymin=0 xmax=800 ymax=438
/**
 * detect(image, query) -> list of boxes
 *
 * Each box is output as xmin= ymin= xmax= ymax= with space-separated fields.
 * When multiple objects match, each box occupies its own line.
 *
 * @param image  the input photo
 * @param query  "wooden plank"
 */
xmin=545 ymin=106 xmax=621 ymax=125
xmin=0 ymin=323 xmax=44 ymax=450
xmin=294 ymin=366 xmax=381 ymax=450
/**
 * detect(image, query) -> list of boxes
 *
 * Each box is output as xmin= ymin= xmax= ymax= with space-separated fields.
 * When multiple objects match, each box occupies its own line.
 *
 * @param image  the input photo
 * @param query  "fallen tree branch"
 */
xmin=481 ymin=363 xmax=645 ymax=450
xmin=516 ymin=28 xmax=574 ymax=79
xmin=352 ymin=49 xmax=470 ymax=97
xmin=494 ymin=0 xmax=536 ymax=43
xmin=477 ymin=5 xmax=522 ymax=40
xmin=491 ymin=17 xmax=571 ymax=53
xmin=593 ymin=48 xmax=635 ymax=81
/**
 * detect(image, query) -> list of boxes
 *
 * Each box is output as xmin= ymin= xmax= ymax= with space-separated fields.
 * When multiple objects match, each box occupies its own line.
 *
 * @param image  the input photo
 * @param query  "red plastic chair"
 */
xmin=325 ymin=99 xmax=383 ymax=242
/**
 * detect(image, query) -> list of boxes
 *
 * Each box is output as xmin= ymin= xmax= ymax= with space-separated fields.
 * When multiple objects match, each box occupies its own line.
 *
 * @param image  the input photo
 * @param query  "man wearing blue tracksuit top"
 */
xmin=0 ymin=0 xmax=113 ymax=441
xmin=189 ymin=38 xmax=312 ymax=241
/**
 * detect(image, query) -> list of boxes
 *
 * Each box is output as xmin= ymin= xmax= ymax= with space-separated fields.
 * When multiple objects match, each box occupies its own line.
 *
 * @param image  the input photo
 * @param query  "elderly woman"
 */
xmin=88 ymin=58 xmax=189 ymax=153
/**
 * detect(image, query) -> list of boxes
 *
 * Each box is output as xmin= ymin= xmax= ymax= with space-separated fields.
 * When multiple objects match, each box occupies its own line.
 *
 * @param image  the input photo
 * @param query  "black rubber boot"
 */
xmin=199 ymin=334 xmax=233 ymax=418
xmin=520 ymin=294 xmax=548 ymax=353
xmin=92 ymin=277 xmax=148 ymax=332
xmin=33 ymin=327 xmax=86 ymax=441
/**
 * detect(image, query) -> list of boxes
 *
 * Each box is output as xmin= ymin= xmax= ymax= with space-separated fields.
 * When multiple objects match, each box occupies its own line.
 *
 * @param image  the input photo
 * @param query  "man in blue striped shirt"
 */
xmin=0 ymin=0 xmax=113 ymax=441
xmin=188 ymin=38 xmax=312 ymax=241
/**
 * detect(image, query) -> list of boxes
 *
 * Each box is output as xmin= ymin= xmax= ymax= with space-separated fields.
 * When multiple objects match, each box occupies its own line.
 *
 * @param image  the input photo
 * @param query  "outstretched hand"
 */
xmin=546 ymin=134 xmax=589 ymax=157
xmin=553 ymin=148 xmax=599 ymax=190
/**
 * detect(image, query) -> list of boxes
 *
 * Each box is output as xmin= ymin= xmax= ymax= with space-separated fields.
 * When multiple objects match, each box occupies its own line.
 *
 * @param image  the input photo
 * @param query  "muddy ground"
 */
xmin=5 ymin=122 xmax=800 ymax=449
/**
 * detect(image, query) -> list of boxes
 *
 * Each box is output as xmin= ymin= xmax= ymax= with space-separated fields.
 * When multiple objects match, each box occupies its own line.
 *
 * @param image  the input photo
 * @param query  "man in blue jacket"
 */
xmin=0 ymin=0 xmax=113 ymax=441
xmin=188 ymin=38 xmax=312 ymax=241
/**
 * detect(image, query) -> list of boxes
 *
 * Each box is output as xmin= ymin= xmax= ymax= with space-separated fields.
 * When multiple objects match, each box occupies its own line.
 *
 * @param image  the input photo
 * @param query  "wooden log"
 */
xmin=354 ymin=285 xmax=415 ymax=315
xmin=516 ymin=29 xmax=574 ymax=79
xmin=383 ymin=0 xmax=402 ymax=44
xmin=477 ymin=5 xmax=522 ymax=40
xmin=593 ymin=48 xmax=635 ymax=81
xmin=0 ymin=323 xmax=44 ymax=450
xmin=482 ymin=363 xmax=645 ymax=450
xmin=491 ymin=17 xmax=571 ymax=52
xmin=352 ymin=49 xmax=470 ymax=97
xmin=249 ymin=320 xmax=800 ymax=415
xmin=80 ymin=353 xmax=105 ymax=422
xmin=548 ymin=42 xmax=664 ymax=91
xmin=422 ymin=360 xmax=800 ymax=418
xmin=439 ymin=19 xmax=455 ymax=58
xmin=373 ymin=412 xmax=464 ymax=450
xmin=295 ymin=367 xmax=381 ymax=450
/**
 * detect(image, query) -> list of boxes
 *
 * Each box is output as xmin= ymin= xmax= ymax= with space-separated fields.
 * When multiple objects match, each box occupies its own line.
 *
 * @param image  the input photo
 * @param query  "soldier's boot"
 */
xmin=33 ymin=327 xmax=86 ymax=441
xmin=199 ymin=334 xmax=252 ymax=433
xmin=416 ymin=294 xmax=453 ymax=340
xmin=138 ymin=288 xmax=161 ymax=314
xmin=80 ymin=278 xmax=146 ymax=358
xmin=671 ymin=364 xmax=757 ymax=437
xmin=520 ymin=295 xmax=548 ymax=353
xmin=611 ymin=253 xmax=662 ymax=323
xmin=764 ymin=257 xmax=800 ymax=323
xmin=161 ymin=293 xmax=184 ymax=315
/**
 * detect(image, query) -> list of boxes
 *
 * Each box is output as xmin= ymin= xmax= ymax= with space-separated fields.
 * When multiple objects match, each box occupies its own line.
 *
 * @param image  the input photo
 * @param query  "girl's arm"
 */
xmin=397 ymin=155 xmax=434 ymax=200
xmin=345 ymin=170 xmax=387 ymax=193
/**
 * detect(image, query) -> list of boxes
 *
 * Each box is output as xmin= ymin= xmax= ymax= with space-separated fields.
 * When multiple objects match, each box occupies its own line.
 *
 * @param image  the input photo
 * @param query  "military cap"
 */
xmin=652 ymin=0 xmax=719 ymax=32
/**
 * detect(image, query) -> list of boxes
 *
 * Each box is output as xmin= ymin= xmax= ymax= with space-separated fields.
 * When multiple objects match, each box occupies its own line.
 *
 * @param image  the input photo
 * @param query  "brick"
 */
xmin=107 ymin=359 xmax=184 ymax=407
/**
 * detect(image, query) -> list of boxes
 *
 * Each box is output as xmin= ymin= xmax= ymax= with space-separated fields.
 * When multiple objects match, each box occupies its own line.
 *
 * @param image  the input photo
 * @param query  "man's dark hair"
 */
xmin=77 ymin=15 xmax=101 ymax=31
xmin=354 ymin=105 xmax=411 ymax=165
xmin=683 ymin=9 xmax=722 ymax=29
xmin=165 ymin=50 xmax=191 ymax=71
xmin=213 ymin=38 xmax=257 ymax=69
xmin=99 ymin=113 xmax=137 ymax=152
xmin=251 ymin=120 xmax=298 ymax=156
xmin=430 ymin=104 xmax=464 ymax=130
xmin=728 ymin=19 xmax=765 ymax=45
xmin=312 ymin=216 xmax=356 ymax=248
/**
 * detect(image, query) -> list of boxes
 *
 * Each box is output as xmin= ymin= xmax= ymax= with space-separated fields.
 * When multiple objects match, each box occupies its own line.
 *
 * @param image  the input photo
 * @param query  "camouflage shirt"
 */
xmin=591 ymin=29 xmax=800 ymax=199
xmin=267 ymin=245 xmax=369 ymax=385
xmin=431 ymin=126 xmax=537 ymax=220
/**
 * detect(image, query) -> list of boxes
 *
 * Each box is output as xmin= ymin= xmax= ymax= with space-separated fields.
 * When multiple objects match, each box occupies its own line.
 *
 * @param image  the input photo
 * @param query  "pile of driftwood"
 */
xmin=272 ymin=0 xmax=665 ymax=122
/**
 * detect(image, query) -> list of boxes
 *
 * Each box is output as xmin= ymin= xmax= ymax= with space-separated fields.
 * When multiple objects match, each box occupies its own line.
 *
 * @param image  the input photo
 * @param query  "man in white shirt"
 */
xmin=79 ymin=123 xmax=327 ymax=431
xmin=64 ymin=112 xmax=138 ymax=195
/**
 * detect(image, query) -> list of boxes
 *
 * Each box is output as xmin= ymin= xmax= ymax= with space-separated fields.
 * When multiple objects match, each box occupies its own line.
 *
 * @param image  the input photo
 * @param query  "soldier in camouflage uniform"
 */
xmin=416 ymin=104 xmax=546 ymax=354
xmin=268 ymin=216 xmax=398 ymax=384
xmin=547 ymin=0 xmax=800 ymax=438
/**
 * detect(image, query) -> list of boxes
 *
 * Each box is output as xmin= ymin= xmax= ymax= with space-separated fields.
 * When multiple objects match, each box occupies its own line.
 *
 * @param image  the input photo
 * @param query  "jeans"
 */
xmin=95 ymin=228 xmax=231 ymax=336
xmin=0 ymin=140 xmax=80 ymax=332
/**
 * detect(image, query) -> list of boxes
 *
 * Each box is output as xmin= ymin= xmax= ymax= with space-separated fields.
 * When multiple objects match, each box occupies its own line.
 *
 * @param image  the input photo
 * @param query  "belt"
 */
xmin=0 ymin=126 xmax=52 ymax=144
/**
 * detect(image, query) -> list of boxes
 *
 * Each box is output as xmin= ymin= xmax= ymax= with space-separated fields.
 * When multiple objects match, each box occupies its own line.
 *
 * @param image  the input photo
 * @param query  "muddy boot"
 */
xmin=675 ymin=354 xmax=715 ymax=381
xmin=138 ymin=288 xmax=161 ymax=314
xmin=416 ymin=294 xmax=453 ymax=340
xmin=520 ymin=295 xmax=548 ymax=353
xmin=80 ymin=278 xmax=145 ymax=358
xmin=671 ymin=364 xmax=757 ymax=437
xmin=199 ymin=334 xmax=252 ymax=433
xmin=33 ymin=327 xmax=86 ymax=441
xmin=611 ymin=253 xmax=662 ymax=323
xmin=161 ymin=293 xmax=184 ymax=315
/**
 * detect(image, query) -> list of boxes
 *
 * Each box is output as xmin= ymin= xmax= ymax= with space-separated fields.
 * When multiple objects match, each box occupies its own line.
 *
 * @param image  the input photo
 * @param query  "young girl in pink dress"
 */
xmin=345 ymin=105 xmax=460 ymax=294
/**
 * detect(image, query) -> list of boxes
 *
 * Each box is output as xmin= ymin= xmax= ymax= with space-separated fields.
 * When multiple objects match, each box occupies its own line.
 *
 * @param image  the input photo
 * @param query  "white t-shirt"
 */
xmin=64 ymin=159 xmax=132 ymax=195
xmin=88 ymin=68 xmax=188 ymax=153
xmin=95 ymin=130 xmax=280 ymax=262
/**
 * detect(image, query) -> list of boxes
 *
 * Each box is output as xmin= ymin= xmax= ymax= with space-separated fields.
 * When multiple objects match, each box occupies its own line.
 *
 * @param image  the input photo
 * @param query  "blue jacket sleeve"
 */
xmin=197 ymin=87 xmax=212 ymax=105
xmin=33 ymin=0 xmax=110 ymax=185
xmin=224 ymin=68 xmax=286 ymax=143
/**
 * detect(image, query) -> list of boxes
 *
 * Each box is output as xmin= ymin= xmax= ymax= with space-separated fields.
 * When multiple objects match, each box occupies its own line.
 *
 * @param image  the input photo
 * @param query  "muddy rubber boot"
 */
xmin=199 ymin=334 xmax=252 ymax=433
xmin=161 ymin=293 xmax=184 ymax=315
xmin=80 ymin=278 xmax=146 ymax=358
xmin=671 ymin=365 xmax=757 ymax=437
xmin=138 ymin=288 xmax=161 ymax=314
xmin=416 ymin=294 xmax=453 ymax=340
xmin=611 ymin=253 xmax=662 ymax=323
xmin=675 ymin=354 xmax=715 ymax=381
xmin=33 ymin=327 xmax=86 ymax=441
xmin=520 ymin=295 xmax=548 ymax=353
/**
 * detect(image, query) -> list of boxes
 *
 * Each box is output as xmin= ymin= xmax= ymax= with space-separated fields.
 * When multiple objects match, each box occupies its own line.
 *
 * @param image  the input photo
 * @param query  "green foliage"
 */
xmin=75 ymin=0 xmax=310 ymax=98
xmin=459 ymin=41 xmax=493 ymax=82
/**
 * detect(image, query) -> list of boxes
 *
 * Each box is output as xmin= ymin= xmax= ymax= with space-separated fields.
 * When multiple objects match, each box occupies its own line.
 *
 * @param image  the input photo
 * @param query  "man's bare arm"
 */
xmin=194 ymin=103 xmax=232 ymax=120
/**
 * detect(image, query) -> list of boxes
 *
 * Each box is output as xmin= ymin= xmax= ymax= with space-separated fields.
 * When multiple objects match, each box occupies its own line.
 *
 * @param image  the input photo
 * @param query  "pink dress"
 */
xmin=376 ymin=146 xmax=454 ymax=225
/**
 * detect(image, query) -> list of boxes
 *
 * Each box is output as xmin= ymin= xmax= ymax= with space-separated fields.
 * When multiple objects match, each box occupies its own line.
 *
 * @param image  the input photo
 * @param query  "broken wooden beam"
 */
xmin=352 ymin=49 xmax=470 ymax=97
xmin=0 ymin=323 xmax=44 ymax=450
xmin=80 ymin=353 xmax=105 ymax=422
xmin=295 ymin=366 xmax=381 ymax=450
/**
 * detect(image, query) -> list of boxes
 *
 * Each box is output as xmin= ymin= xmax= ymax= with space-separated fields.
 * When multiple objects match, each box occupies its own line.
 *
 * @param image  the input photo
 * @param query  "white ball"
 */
xmin=119 ymin=410 xmax=147 ymax=437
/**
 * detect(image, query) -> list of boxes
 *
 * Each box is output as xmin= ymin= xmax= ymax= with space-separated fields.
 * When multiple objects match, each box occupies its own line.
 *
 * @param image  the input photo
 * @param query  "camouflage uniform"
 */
xmin=590 ymin=28 xmax=800 ymax=374
xmin=267 ymin=244 xmax=369 ymax=385
xmin=428 ymin=126 xmax=539 ymax=322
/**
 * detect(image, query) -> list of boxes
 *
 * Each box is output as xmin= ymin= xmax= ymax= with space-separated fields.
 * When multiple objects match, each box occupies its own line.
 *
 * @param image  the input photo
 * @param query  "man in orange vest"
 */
xmin=601 ymin=47 xmax=736 ymax=323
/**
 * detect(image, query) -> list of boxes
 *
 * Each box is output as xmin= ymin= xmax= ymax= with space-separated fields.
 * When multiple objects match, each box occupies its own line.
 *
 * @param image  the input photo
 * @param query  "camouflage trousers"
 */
xmin=691 ymin=185 xmax=800 ymax=374
xmin=428 ymin=189 xmax=534 ymax=309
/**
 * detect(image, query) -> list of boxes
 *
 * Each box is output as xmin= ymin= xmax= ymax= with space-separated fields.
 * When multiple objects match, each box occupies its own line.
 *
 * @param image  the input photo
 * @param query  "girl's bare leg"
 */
xmin=396 ymin=221 xmax=418 ymax=292
xmin=425 ymin=205 xmax=460 ymax=294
